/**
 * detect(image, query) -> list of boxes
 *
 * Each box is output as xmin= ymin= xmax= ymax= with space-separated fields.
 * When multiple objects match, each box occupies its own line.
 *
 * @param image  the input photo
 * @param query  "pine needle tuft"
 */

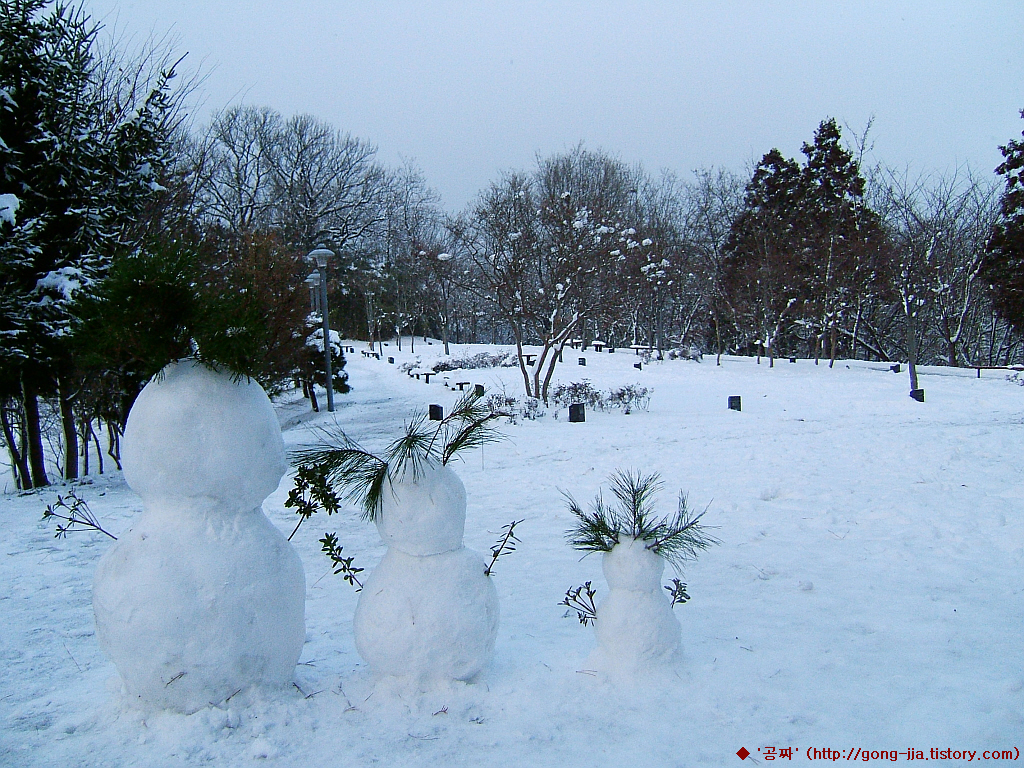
xmin=290 ymin=390 xmax=504 ymax=521
xmin=565 ymin=469 xmax=718 ymax=570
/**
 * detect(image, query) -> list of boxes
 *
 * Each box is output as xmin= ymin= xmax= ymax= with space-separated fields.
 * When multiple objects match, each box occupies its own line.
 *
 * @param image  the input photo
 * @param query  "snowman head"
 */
xmin=602 ymin=537 xmax=666 ymax=592
xmin=122 ymin=360 xmax=287 ymax=511
xmin=376 ymin=461 xmax=466 ymax=556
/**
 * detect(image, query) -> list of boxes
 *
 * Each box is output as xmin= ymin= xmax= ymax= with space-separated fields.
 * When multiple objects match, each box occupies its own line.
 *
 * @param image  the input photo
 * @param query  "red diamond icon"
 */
xmin=737 ymin=747 xmax=750 ymax=760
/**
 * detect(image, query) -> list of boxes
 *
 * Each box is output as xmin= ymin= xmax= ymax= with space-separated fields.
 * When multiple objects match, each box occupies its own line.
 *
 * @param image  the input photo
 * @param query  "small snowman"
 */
xmin=564 ymin=470 xmax=717 ymax=675
xmin=92 ymin=360 xmax=306 ymax=713
xmin=293 ymin=391 xmax=502 ymax=684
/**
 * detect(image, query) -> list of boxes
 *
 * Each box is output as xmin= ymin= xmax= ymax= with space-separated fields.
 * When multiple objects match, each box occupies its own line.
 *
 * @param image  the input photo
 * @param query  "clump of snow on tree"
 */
xmin=354 ymin=463 xmax=499 ymax=685
xmin=92 ymin=361 xmax=305 ymax=713
xmin=0 ymin=193 xmax=19 ymax=225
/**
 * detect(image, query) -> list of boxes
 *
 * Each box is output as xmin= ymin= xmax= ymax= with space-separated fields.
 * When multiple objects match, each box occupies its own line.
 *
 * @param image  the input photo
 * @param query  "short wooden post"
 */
xmin=429 ymin=404 xmax=443 ymax=420
xmin=579 ymin=357 xmax=586 ymax=366
xmin=728 ymin=395 xmax=741 ymax=411
xmin=568 ymin=403 xmax=585 ymax=422
xmin=474 ymin=384 xmax=485 ymax=397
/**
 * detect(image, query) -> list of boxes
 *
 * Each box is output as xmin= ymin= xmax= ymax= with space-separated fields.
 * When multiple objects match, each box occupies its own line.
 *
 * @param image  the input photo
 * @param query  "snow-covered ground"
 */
xmin=2 ymin=343 xmax=1022 ymax=766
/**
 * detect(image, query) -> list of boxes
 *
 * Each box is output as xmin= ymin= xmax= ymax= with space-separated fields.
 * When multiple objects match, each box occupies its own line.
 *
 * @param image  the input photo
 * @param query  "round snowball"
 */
xmin=93 ymin=506 xmax=306 ymax=713
xmin=376 ymin=463 xmax=466 ymax=556
xmin=602 ymin=537 xmax=665 ymax=592
xmin=594 ymin=588 xmax=681 ymax=671
xmin=121 ymin=360 xmax=287 ymax=511
xmin=353 ymin=547 xmax=498 ymax=682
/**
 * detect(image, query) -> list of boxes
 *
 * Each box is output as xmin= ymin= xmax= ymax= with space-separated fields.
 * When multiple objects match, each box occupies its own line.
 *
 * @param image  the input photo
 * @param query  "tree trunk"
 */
xmin=906 ymin=311 xmax=920 ymax=393
xmin=0 ymin=404 xmax=31 ymax=490
xmin=513 ymin=327 xmax=533 ymax=398
xmin=714 ymin=312 xmax=722 ymax=366
xmin=79 ymin=417 xmax=90 ymax=477
xmin=93 ymin=423 xmax=104 ymax=475
xmin=21 ymin=377 xmax=49 ymax=488
xmin=851 ymin=300 xmax=864 ymax=360
xmin=58 ymin=375 xmax=79 ymax=481
xmin=540 ymin=343 xmax=563 ymax=403
xmin=106 ymin=421 xmax=122 ymax=470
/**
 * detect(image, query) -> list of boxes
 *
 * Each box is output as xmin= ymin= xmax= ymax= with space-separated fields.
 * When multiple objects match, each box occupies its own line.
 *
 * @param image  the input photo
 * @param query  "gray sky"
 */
xmin=82 ymin=0 xmax=1024 ymax=210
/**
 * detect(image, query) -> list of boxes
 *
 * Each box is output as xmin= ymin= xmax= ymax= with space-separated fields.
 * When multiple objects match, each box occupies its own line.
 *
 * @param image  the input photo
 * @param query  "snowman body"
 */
xmin=92 ymin=361 xmax=305 ymax=713
xmin=353 ymin=462 xmax=498 ymax=683
xmin=592 ymin=538 xmax=680 ymax=672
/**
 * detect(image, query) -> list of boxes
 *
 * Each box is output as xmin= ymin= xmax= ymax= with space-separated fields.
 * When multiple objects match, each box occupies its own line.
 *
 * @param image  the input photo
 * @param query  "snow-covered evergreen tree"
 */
xmin=0 ymin=0 xmax=179 ymax=486
xmin=984 ymin=111 xmax=1024 ymax=333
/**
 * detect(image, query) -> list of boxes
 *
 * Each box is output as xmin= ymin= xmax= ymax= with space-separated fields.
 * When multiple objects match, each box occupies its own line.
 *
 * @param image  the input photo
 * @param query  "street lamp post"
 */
xmin=305 ymin=272 xmax=320 ymax=314
xmin=308 ymin=247 xmax=335 ymax=413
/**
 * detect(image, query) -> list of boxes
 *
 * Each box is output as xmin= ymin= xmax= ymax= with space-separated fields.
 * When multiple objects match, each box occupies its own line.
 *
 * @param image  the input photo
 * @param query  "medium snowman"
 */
xmin=592 ymin=537 xmax=680 ymax=672
xmin=92 ymin=360 xmax=306 ymax=713
xmin=565 ymin=470 xmax=716 ymax=676
xmin=353 ymin=461 xmax=499 ymax=684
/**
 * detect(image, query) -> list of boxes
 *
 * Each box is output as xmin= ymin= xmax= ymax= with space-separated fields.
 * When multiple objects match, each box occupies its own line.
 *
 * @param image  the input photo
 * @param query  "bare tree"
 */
xmin=192 ymin=105 xmax=281 ymax=234
xmin=681 ymin=167 xmax=746 ymax=363
xmin=270 ymin=113 xmax=387 ymax=250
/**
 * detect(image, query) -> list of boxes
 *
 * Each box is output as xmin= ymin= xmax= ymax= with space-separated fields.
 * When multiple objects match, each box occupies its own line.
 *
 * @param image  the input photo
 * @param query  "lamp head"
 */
xmin=307 ymin=247 xmax=334 ymax=269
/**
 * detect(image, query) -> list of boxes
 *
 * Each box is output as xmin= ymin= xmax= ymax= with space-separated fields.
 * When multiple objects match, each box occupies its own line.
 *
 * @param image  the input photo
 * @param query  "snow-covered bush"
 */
xmin=398 ymin=357 xmax=423 ymax=375
xmin=563 ymin=470 xmax=717 ymax=675
xmin=487 ymin=392 xmax=545 ymax=424
xmin=608 ymin=384 xmax=651 ymax=414
xmin=667 ymin=345 xmax=703 ymax=362
xmin=551 ymin=381 xmax=651 ymax=415
xmin=431 ymin=350 xmax=517 ymax=372
xmin=550 ymin=380 xmax=606 ymax=412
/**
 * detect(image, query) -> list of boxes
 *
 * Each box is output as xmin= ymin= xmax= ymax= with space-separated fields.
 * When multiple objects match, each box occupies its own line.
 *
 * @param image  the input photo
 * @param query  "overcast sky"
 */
xmin=81 ymin=0 xmax=1024 ymax=211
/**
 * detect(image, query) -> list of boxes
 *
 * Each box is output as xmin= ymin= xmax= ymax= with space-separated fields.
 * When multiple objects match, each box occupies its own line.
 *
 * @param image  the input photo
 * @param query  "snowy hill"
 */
xmin=2 ymin=343 xmax=1022 ymax=766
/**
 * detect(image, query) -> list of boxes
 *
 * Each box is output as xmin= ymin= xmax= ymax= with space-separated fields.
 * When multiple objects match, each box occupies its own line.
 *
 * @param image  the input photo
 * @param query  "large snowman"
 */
xmin=92 ymin=360 xmax=306 ymax=713
xmin=591 ymin=537 xmax=680 ymax=674
xmin=353 ymin=461 xmax=499 ymax=684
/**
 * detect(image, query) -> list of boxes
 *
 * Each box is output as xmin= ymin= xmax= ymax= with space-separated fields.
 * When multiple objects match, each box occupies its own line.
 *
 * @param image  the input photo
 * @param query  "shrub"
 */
xmin=667 ymin=345 xmax=703 ymax=362
xmin=487 ymin=392 xmax=545 ymax=424
xmin=432 ymin=351 xmax=517 ymax=373
xmin=550 ymin=380 xmax=606 ymax=411
xmin=608 ymin=384 xmax=651 ymax=414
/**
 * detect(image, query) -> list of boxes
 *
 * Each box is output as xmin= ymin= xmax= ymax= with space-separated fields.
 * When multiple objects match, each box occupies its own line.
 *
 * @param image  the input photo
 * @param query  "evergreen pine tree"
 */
xmin=0 ymin=0 xmax=179 ymax=485
xmin=983 ymin=111 xmax=1024 ymax=332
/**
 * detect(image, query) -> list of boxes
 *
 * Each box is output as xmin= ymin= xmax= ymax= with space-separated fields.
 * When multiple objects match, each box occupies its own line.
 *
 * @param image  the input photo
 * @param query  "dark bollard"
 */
xmin=634 ymin=362 xmax=642 ymax=370
xmin=568 ymin=403 xmax=585 ymax=422
xmin=789 ymin=358 xmax=796 ymax=363
xmin=608 ymin=347 xmax=615 ymax=353
xmin=429 ymin=404 xmax=443 ymax=420
xmin=728 ymin=395 xmax=741 ymax=411
xmin=474 ymin=384 xmax=485 ymax=397
xmin=910 ymin=389 xmax=925 ymax=402
xmin=890 ymin=364 xmax=901 ymax=373
xmin=388 ymin=357 xmax=395 ymax=364
xmin=579 ymin=357 xmax=586 ymax=366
